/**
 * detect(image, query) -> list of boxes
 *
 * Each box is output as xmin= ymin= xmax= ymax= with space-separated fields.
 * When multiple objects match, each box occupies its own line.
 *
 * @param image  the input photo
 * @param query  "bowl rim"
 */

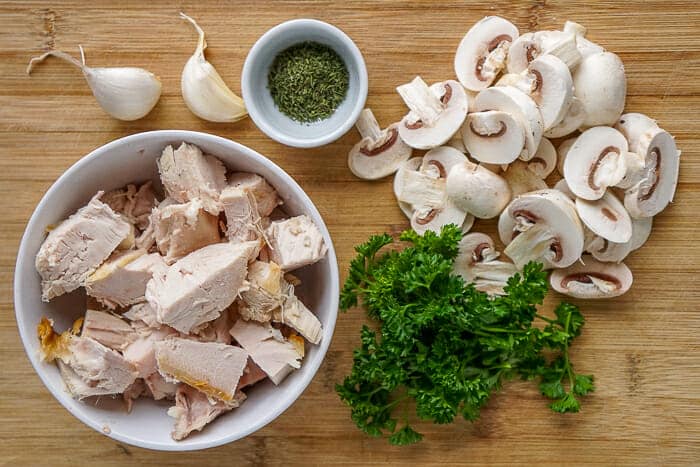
xmin=13 ymin=130 xmax=340 ymax=451
xmin=241 ymin=18 xmax=368 ymax=148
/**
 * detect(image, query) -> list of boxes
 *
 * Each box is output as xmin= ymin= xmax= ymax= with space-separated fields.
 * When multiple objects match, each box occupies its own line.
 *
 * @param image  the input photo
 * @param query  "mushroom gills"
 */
xmin=550 ymin=255 xmax=633 ymax=299
xmin=348 ymin=108 xmax=413 ymax=180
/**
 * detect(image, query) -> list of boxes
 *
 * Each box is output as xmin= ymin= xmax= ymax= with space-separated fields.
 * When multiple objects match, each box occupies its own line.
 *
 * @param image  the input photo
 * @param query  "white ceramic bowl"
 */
xmin=14 ymin=130 xmax=339 ymax=451
xmin=242 ymin=19 xmax=368 ymax=148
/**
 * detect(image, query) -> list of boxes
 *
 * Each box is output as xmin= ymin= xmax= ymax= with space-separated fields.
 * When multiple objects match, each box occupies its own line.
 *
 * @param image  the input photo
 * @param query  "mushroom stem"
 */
xmin=396 ymin=77 xmax=444 ymax=127
xmin=545 ymin=33 xmax=581 ymax=69
xmin=355 ymin=108 xmax=383 ymax=140
xmin=564 ymin=21 xmax=587 ymax=37
xmin=503 ymin=224 xmax=555 ymax=269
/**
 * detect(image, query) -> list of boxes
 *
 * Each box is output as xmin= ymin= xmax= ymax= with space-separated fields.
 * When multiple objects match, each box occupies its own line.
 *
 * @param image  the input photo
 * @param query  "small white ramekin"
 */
xmin=242 ymin=19 xmax=368 ymax=148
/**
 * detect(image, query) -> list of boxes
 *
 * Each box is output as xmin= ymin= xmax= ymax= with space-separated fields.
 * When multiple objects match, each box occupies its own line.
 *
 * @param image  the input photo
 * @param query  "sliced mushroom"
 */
xmin=623 ymin=127 xmax=680 ymax=218
xmin=396 ymin=77 xmax=469 ymax=150
xmin=544 ymin=97 xmax=586 ymax=139
xmin=502 ymin=160 xmax=548 ymax=196
xmin=550 ymin=255 xmax=633 ymax=299
xmin=453 ymin=232 xmax=518 ymax=296
xmin=411 ymin=199 xmax=467 ymax=235
xmin=393 ymin=157 xmax=423 ymax=219
xmin=462 ymin=213 xmax=476 ymax=233
xmin=420 ymin=146 xmax=468 ymax=178
xmin=586 ymin=217 xmax=653 ymax=263
xmin=575 ymin=191 xmax=632 ymax=243
xmin=348 ymin=108 xmax=412 ymax=180
xmin=573 ymin=52 xmax=626 ymax=128
xmin=527 ymin=137 xmax=557 ymax=178
xmin=556 ymin=136 xmax=577 ymax=176
xmin=446 ymin=161 xmax=511 ymax=219
xmin=614 ymin=151 xmax=646 ymax=190
xmin=454 ymin=16 xmax=519 ymax=91
xmin=472 ymin=86 xmax=543 ymax=160
xmin=446 ymin=127 xmax=467 ymax=153
xmin=394 ymin=166 xmax=444 ymax=209
xmin=615 ymin=113 xmax=659 ymax=155
xmin=462 ymin=110 xmax=525 ymax=164
xmin=499 ymin=189 xmax=584 ymax=269
xmin=563 ymin=126 xmax=629 ymax=200
xmin=507 ymin=30 xmax=581 ymax=73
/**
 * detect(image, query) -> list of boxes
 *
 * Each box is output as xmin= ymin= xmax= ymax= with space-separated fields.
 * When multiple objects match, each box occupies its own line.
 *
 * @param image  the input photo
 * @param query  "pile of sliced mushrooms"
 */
xmin=348 ymin=16 xmax=681 ymax=300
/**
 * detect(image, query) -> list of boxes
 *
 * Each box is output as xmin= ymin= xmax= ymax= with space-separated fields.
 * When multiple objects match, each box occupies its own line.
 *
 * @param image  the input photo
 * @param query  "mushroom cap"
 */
xmin=502 ymin=160 xmax=548 ymax=197
xmin=615 ymin=112 xmax=659 ymax=154
xmin=624 ymin=128 xmax=680 ymax=218
xmin=394 ymin=157 xmax=424 ymax=219
xmin=398 ymin=80 xmax=469 ymax=150
xmin=575 ymin=190 xmax=632 ymax=243
xmin=348 ymin=123 xmax=412 ymax=180
xmin=574 ymin=52 xmax=626 ymax=127
xmin=454 ymin=16 xmax=519 ymax=91
xmin=550 ymin=255 xmax=633 ymax=299
xmin=527 ymin=137 xmax=557 ymax=178
xmin=525 ymin=54 xmax=574 ymax=131
xmin=446 ymin=161 xmax=512 ymax=219
xmin=544 ymin=97 xmax=586 ymax=139
xmin=499 ymin=189 xmax=584 ymax=269
xmin=563 ymin=126 xmax=628 ymax=200
xmin=462 ymin=110 xmax=525 ymax=164
xmin=462 ymin=213 xmax=476 ymax=233
xmin=628 ymin=216 xmax=653 ymax=251
xmin=421 ymin=146 xmax=468 ymax=178
xmin=410 ymin=198 xmax=467 ymax=235
xmin=474 ymin=86 xmax=543 ymax=160
xmin=556 ymin=137 xmax=577 ymax=177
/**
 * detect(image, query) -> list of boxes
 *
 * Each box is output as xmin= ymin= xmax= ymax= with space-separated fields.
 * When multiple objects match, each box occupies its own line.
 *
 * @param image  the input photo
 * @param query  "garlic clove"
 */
xmin=27 ymin=46 xmax=161 ymax=121
xmin=180 ymin=13 xmax=247 ymax=123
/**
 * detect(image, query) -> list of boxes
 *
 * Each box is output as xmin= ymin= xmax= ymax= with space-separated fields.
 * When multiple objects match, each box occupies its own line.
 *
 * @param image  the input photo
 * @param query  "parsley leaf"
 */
xmin=337 ymin=225 xmax=595 ymax=443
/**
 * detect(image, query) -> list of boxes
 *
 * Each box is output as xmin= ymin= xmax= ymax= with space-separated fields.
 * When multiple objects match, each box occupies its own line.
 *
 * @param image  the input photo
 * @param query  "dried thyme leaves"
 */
xmin=267 ymin=42 xmax=349 ymax=123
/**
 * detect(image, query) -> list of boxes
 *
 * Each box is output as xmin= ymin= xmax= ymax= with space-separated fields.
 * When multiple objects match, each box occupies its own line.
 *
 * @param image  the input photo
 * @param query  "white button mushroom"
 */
xmin=550 ymin=255 xmax=633 ymax=299
xmin=452 ymin=232 xmax=518 ymax=296
xmin=563 ymin=21 xmax=605 ymax=59
xmin=498 ymin=189 xmax=584 ymax=269
xmin=507 ymin=29 xmax=581 ymax=74
xmin=563 ymin=126 xmax=630 ymax=200
xmin=502 ymin=160 xmax=548 ymax=197
xmin=348 ymin=108 xmax=412 ymax=180
xmin=446 ymin=160 xmax=511 ymax=219
xmin=454 ymin=16 xmax=519 ymax=91
xmin=556 ymin=136 xmax=577 ymax=177
xmin=393 ymin=157 xmax=424 ymax=219
xmin=527 ymin=137 xmax=557 ymax=178
xmin=396 ymin=77 xmax=469 ymax=150
xmin=575 ymin=190 xmax=632 ymax=243
xmin=573 ymin=52 xmax=626 ymax=128
xmin=469 ymin=86 xmax=543 ymax=160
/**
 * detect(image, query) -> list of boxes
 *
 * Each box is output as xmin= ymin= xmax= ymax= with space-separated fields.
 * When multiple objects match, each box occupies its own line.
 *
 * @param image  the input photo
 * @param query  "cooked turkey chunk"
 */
xmin=265 ymin=215 xmax=328 ymax=271
xmin=81 ymin=309 xmax=135 ymax=351
xmin=227 ymin=172 xmax=281 ymax=217
xmin=85 ymin=250 xmax=166 ymax=309
xmin=168 ymin=384 xmax=244 ymax=441
xmin=35 ymin=192 xmax=131 ymax=301
xmin=157 ymin=143 xmax=226 ymax=215
xmin=220 ymin=186 xmax=261 ymax=242
xmin=155 ymin=337 xmax=248 ymax=402
xmin=146 ymin=242 xmax=257 ymax=333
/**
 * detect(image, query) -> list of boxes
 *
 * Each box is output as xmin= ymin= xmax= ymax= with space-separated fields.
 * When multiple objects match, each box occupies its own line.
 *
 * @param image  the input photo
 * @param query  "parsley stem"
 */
xmin=535 ymin=313 xmax=556 ymax=324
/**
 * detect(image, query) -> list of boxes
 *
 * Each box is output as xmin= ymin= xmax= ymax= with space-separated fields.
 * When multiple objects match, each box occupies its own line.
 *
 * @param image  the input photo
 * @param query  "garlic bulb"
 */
xmin=26 ymin=46 xmax=161 ymax=121
xmin=180 ymin=13 xmax=247 ymax=123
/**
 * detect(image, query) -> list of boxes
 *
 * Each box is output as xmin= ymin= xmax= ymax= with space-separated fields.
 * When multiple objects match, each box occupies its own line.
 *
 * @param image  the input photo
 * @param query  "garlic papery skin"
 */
xmin=180 ymin=13 xmax=247 ymax=123
xmin=26 ymin=46 xmax=161 ymax=121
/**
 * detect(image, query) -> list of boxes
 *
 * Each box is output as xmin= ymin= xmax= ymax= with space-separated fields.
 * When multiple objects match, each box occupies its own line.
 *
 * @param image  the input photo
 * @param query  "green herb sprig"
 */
xmin=337 ymin=225 xmax=594 ymax=445
xmin=267 ymin=41 xmax=349 ymax=123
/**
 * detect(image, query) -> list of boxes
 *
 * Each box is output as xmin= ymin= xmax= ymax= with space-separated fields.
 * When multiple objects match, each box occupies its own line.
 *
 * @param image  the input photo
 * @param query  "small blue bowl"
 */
xmin=242 ymin=19 xmax=368 ymax=148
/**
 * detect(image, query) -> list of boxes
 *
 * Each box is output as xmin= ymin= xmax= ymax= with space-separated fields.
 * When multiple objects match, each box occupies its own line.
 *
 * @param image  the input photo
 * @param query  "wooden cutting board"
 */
xmin=1 ymin=1 xmax=698 ymax=465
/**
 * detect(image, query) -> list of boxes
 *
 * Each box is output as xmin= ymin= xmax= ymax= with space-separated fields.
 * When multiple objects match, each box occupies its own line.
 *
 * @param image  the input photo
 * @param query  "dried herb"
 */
xmin=267 ymin=41 xmax=349 ymax=123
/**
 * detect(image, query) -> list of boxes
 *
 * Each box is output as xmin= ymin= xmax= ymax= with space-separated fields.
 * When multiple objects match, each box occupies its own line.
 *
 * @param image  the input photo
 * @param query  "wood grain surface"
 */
xmin=1 ymin=1 xmax=699 ymax=465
